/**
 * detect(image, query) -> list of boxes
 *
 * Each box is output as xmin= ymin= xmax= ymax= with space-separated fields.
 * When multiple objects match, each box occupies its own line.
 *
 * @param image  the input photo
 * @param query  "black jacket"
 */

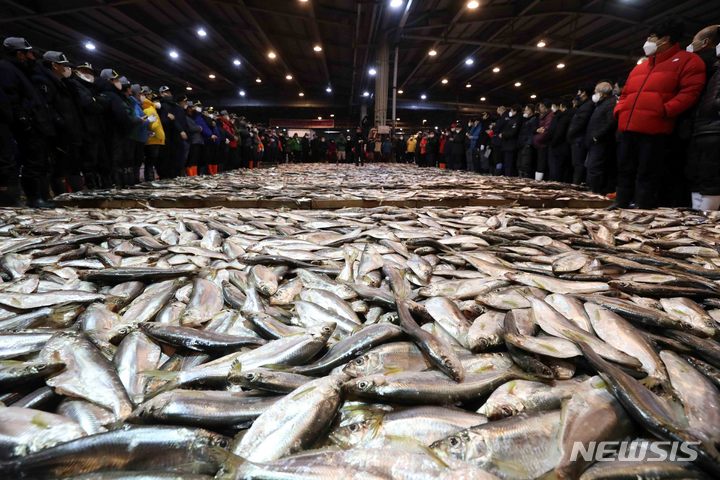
xmin=692 ymin=59 xmax=720 ymax=136
xmin=159 ymin=95 xmax=185 ymax=141
xmin=500 ymin=114 xmax=520 ymax=152
xmin=449 ymin=129 xmax=467 ymax=155
xmin=567 ymin=99 xmax=594 ymax=142
xmin=585 ymin=96 xmax=617 ymax=148
xmin=32 ymin=67 xmax=83 ymax=143
xmin=518 ymin=115 xmax=538 ymax=147
xmin=550 ymin=110 xmax=571 ymax=147
xmin=0 ymin=59 xmax=54 ymax=135
xmin=492 ymin=114 xmax=507 ymax=146
xmin=96 ymin=79 xmax=141 ymax=137
xmin=67 ymin=75 xmax=106 ymax=137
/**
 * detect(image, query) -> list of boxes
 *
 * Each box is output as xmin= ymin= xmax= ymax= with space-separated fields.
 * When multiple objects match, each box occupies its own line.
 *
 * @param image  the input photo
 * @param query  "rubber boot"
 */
xmin=67 ymin=174 xmax=85 ymax=192
xmin=25 ymin=178 xmax=55 ymax=208
xmin=534 ymin=172 xmax=544 ymax=181
xmin=132 ymin=167 xmax=141 ymax=185
xmin=113 ymin=168 xmax=124 ymax=188
xmin=51 ymin=177 xmax=68 ymax=196
xmin=144 ymin=164 xmax=155 ymax=182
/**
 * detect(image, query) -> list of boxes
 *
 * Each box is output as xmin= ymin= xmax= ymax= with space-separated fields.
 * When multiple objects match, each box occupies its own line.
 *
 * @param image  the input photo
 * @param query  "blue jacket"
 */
xmin=129 ymin=96 xmax=149 ymax=143
xmin=469 ymin=123 xmax=482 ymax=150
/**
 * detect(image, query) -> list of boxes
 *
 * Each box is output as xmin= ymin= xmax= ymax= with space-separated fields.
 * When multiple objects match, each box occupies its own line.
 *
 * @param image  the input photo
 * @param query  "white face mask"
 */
xmin=551 ymin=106 xmax=558 ymax=112
xmin=154 ymin=101 xmax=161 ymax=109
xmin=643 ymin=40 xmax=657 ymax=56
xmin=508 ymin=111 xmax=515 ymax=117
xmin=76 ymin=72 xmax=94 ymax=83
xmin=592 ymin=92 xmax=602 ymax=103
xmin=112 ymin=80 xmax=122 ymax=90
xmin=61 ymin=66 xmax=72 ymax=78
xmin=140 ymin=95 xmax=146 ymax=103
xmin=717 ymin=43 xmax=720 ymax=57
xmin=686 ymin=44 xmax=694 ymax=53
xmin=523 ymin=112 xmax=530 ymax=118
xmin=195 ymin=107 xmax=202 ymax=112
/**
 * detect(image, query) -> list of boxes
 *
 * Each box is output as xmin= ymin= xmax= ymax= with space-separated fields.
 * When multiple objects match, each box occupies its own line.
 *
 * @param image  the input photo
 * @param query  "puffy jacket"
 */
xmin=406 ymin=136 xmax=417 ymax=153
xmin=449 ymin=129 xmax=467 ymax=155
xmin=185 ymin=114 xmax=203 ymax=145
xmin=335 ymin=135 xmax=346 ymax=152
xmin=468 ymin=123 xmax=482 ymax=150
xmin=518 ymin=115 xmax=537 ymax=146
xmin=288 ymin=136 xmax=301 ymax=152
xmin=567 ymin=99 xmax=594 ymax=142
xmin=0 ymin=59 xmax=54 ymax=136
xmin=533 ymin=111 xmax=554 ymax=147
xmin=142 ymin=98 xmax=165 ymax=145
xmin=615 ymin=44 xmax=706 ymax=134
xmin=219 ymin=117 xmax=237 ymax=148
xmin=500 ymin=114 xmax=520 ymax=152
xmin=691 ymin=59 xmax=720 ymax=136
xmin=585 ymin=96 xmax=617 ymax=147
xmin=426 ymin=136 xmax=438 ymax=155
xmin=129 ymin=96 xmax=150 ymax=143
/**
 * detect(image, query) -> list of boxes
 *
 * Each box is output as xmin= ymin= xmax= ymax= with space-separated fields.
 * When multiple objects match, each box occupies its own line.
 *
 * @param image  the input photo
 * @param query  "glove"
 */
xmin=147 ymin=115 xmax=157 ymax=123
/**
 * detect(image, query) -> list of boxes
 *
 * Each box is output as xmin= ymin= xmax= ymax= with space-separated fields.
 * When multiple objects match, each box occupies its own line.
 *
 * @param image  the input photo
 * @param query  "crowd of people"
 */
xmin=394 ymin=19 xmax=720 ymax=211
xmin=1 ymin=18 xmax=719 ymax=210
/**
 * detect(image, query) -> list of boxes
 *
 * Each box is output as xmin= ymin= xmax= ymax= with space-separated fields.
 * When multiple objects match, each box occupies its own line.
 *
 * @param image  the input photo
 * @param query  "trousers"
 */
xmin=616 ymin=131 xmax=667 ymax=209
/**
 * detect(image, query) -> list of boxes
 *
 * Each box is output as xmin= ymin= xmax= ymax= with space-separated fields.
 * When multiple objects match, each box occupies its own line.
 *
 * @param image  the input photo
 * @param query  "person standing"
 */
xmin=548 ymin=98 xmax=572 ymax=182
xmin=533 ymin=100 xmax=554 ymax=181
xmin=466 ymin=118 xmax=482 ymax=172
xmin=585 ymin=82 xmax=618 ymax=194
xmin=425 ymin=130 xmax=438 ymax=168
xmin=405 ymin=133 xmax=417 ymax=163
xmin=449 ymin=122 xmax=467 ymax=170
xmin=491 ymin=106 xmax=507 ymax=175
xmin=500 ymin=105 xmax=521 ymax=176
xmin=128 ymin=84 xmax=151 ymax=185
xmin=566 ymin=86 xmax=595 ymax=185
xmin=686 ymin=25 xmax=720 ymax=210
xmin=335 ymin=133 xmax=346 ymax=164
xmin=613 ymin=18 xmax=706 ymax=209
xmin=517 ymin=104 xmax=537 ymax=178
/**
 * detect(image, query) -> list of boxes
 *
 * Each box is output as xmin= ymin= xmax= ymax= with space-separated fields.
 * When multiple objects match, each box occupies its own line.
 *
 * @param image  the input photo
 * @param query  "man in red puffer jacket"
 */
xmin=613 ymin=18 xmax=706 ymax=209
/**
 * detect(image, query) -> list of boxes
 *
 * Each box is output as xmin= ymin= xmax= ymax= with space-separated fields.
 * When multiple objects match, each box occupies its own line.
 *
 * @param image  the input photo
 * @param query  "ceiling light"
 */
xmin=530 ymin=94 xmax=537 ymax=99
xmin=313 ymin=45 xmax=322 ymax=52
xmin=268 ymin=51 xmax=277 ymax=59
xmin=169 ymin=50 xmax=179 ymax=59
xmin=390 ymin=0 xmax=403 ymax=8
xmin=441 ymin=78 xmax=448 ymax=84
xmin=396 ymin=117 xmax=400 ymax=121
xmin=285 ymin=74 xmax=293 ymax=80
xmin=84 ymin=41 xmax=96 ymax=51
xmin=467 ymin=1 xmax=480 ymax=9
xmin=398 ymin=89 xmax=404 ymax=94
xmin=197 ymin=28 xmax=207 ymax=38
xmin=330 ymin=114 xmax=335 ymax=118
xmin=239 ymin=89 xmax=246 ymax=97
xmin=492 ymin=67 xmax=500 ymax=73
xmin=300 ymin=0 xmax=308 ymax=2
xmin=556 ymin=63 xmax=565 ymax=69
xmin=233 ymin=59 xmax=241 ymax=66
xmin=536 ymin=40 xmax=546 ymax=48
xmin=299 ymin=92 xmax=305 ymax=97
xmin=514 ymin=81 xmax=522 ymax=87
xmin=326 ymin=86 xmax=332 ymax=93
xmin=369 ymin=67 xmax=377 ymax=76
xmin=422 ymin=119 xmax=427 ymax=123
xmin=363 ymin=91 xmax=370 ymax=97
xmin=465 ymin=58 xmax=474 ymax=65
xmin=256 ymin=77 xmax=262 ymax=83
xmin=466 ymin=83 xmax=471 ymax=88
xmin=420 ymin=94 xmax=427 ymax=100
xmin=435 ymin=126 xmax=438 ymax=129
xmin=318 ymin=116 xmax=322 ymax=120
xmin=428 ymin=49 xmax=437 ymax=57
xmin=480 ymin=96 xmax=486 ymax=101
xmin=208 ymin=74 xmax=216 ymax=79
xmin=186 ymin=85 xmax=193 ymax=91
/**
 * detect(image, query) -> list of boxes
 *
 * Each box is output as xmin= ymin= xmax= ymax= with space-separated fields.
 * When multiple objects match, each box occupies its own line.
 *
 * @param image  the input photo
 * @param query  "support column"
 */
xmin=391 ymin=45 xmax=399 ymax=132
xmin=374 ymin=41 xmax=389 ymax=126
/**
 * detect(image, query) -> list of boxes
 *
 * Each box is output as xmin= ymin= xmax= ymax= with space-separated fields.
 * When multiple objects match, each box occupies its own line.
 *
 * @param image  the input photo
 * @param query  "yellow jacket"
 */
xmin=406 ymin=136 xmax=417 ymax=153
xmin=142 ymin=99 xmax=165 ymax=145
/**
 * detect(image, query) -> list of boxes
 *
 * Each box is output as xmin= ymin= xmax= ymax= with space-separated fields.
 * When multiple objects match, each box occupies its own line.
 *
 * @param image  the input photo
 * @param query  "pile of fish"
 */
xmin=55 ymin=164 xmax=608 ymax=208
xmin=0 ymin=204 xmax=718 ymax=479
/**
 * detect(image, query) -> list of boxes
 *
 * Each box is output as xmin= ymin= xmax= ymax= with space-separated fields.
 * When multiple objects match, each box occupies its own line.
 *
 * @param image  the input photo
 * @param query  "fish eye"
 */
xmin=244 ymin=373 xmax=257 ymax=381
xmin=354 ymin=357 xmax=365 ymax=365
xmin=449 ymin=436 xmax=461 ymax=447
xmin=35 ymin=363 xmax=48 ymax=370
xmin=348 ymin=423 xmax=360 ymax=432
xmin=357 ymin=380 xmax=369 ymax=390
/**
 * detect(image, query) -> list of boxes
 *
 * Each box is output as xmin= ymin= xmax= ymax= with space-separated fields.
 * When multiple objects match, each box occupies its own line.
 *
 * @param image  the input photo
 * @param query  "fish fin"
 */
xmin=230 ymin=359 xmax=243 ymax=377
xmin=291 ymin=385 xmax=317 ymax=400
xmin=214 ymin=448 xmax=247 ymax=480
xmin=258 ymin=363 xmax=290 ymax=371
xmin=536 ymin=469 xmax=559 ymax=480
xmin=141 ymin=369 xmax=178 ymax=380
xmin=383 ymin=435 xmax=451 ymax=469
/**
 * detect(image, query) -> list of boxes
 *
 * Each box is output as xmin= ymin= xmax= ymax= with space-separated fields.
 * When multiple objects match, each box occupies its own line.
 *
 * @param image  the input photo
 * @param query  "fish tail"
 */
xmin=141 ymin=369 xmax=179 ymax=380
xmin=214 ymin=449 xmax=247 ymax=480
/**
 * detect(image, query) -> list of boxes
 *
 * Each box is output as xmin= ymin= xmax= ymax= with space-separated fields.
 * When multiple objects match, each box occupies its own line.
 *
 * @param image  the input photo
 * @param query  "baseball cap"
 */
xmin=220 ymin=110 xmax=228 ymax=115
xmin=119 ymin=76 xmax=130 ymax=86
xmin=140 ymin=85 xmax=152 ymax=94
xmin=42 ymin=51 xmax=71 ymax=65
xmin=130 ymin=84 xmax=142 ymax=95
xmin=75 ymin=62 xmax=94 ymax=72
xmin=158 ymin=85 xmax=171 ymax=93
xmin=3 ymin=37 xmax=32 ymax=52
xmin=100 ymin=68 xmax=119 ymax=80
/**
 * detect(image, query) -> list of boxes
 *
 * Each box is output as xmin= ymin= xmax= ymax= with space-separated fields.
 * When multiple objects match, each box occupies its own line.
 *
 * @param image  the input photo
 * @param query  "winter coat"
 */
xmin=533 ymin=111 xmax=554 ymax=147
xmin=382 ymin=139 xmax=392 ymax=154
xmin=492 ymin=114 xmax=507 ymax=147
xmin=691 ymin=59 xmax=720 ymax=136
xmin=67 ymin=75 xmax=106 ymax=138
xmin=129 ymin=96 xmax=150 ymax=143
xmin=615 ymin=44 xmax=706 ymax=135
xmin=686 ymin=59 xmax=720 ymax=195
xmin=219 ymin=118 xmax=237 ymax=148
xmin=550 ymin=110 xmax=571 ymax=147
xmin=419 ymin=137 xmax=427 ymax=155
xmin=518 ymin=115 xmax=538 ymax=146
xmin=0 ymin=59 xmax=54 ymax=136
xmin=406 ymin=136 xmax=417 ymax=153
xmin=185 ymin=115 xmax=204 ymax=145
xmin=33 ymin=67 xmax=83 ymax=143
xmin=142 ymin=99 xmax=164 ymax=145
xmin=468 ymin=123 xmax=483 ymax=150
xmin=449 ymin=129 xmax=467 ymax=156
xmin=426 ymin=136 xmax=439 ymax=155
xmin=567 ymin=99 xmax=594 ymax=143
xmin=96 ymin=79 xmax=140 ymax=138
xmin=585 ymin=96 xmax=617 ymax=147
xmin=500 ymin=114 xmax=520 ymax=152
xmin=288 ymin=136 xmax=301 ymax=152
xmin=158 ymin=96 xmax=187 ymax=141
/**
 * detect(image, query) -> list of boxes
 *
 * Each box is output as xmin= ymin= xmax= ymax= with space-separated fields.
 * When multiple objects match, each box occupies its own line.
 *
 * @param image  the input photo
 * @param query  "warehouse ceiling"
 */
xmin=1 ymin=0 xmax=715 ymax=114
